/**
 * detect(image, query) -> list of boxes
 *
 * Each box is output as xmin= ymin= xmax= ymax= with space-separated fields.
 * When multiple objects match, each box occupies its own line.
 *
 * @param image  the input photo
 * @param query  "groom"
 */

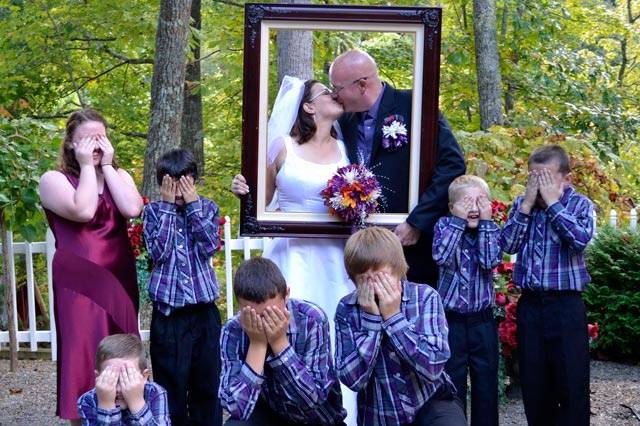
xmin=329 ymin=49 xmax=466 ymax=285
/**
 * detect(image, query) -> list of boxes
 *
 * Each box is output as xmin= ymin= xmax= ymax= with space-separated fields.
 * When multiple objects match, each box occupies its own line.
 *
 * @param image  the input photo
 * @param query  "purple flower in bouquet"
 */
xmin=381 ymin=114 xmax=408 ymax=151
xmin=321 ymin=163 xmax=381 ymax=230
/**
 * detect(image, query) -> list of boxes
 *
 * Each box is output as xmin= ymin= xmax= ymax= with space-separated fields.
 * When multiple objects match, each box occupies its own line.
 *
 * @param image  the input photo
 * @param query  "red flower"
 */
xmin=218 ymin=216 xmax=227 ymax=225
xmin=495 ymin=292 xmax=507 ymax=306
xmin=142 ymin=196 xmax=150 ymax=205
xmin=133 ymin=248 xmax=141 ymax=257
xmin=506 ymin=282 xmax=517 ymax=293
xmin=505 ymin=302 xmax=518 ymax=322
xmin=588 ymin=323 xmax=599 ymax=340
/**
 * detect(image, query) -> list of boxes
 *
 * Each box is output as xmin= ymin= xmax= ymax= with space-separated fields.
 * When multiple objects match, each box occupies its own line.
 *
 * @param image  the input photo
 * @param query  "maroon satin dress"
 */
xmin=44 ymin=172 xmax=139 ymax=419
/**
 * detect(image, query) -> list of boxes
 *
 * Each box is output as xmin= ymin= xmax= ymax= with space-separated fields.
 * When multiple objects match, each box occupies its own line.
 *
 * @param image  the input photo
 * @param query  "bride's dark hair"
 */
xmin=290 ymin=79 xmax=337 ymax=144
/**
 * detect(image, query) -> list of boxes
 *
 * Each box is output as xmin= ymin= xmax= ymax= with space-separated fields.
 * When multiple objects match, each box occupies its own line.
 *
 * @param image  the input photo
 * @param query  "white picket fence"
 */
xmin=0 ymin=208 xmax=637 ymax=360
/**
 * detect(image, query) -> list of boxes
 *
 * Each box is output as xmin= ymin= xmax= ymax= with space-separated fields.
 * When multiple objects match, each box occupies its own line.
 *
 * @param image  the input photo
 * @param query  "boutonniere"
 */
xmin=381 ymin=114 xmax=408 ymax=151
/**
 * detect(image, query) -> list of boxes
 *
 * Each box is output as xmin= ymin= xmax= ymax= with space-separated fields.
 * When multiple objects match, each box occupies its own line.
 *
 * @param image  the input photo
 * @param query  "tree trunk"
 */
xmin=473 ymin=0 xmax=504 ymax=129
xmin=142 ymin=0 xmax=193 ymax=198
xmin=0 ymin=208 xmax=18 ymax=372
xmin=276 ymin=0 xmax=313 ymax=83
xmin=181 ymin=0 xmax=204 ymax=174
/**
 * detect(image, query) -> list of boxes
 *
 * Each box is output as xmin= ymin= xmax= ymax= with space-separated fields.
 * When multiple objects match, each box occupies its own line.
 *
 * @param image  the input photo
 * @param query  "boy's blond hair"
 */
xmin=448 ymin=175 xmax=491 ymax=205
xmin=344 ymin=227 xmax=408 ymax=282
xmin=95 ymin=334 xmax=147 ymax=372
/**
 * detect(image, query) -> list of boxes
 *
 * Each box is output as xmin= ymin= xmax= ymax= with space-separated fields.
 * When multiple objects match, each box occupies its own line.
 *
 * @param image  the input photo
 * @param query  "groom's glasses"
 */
xmin=330 ymin=75 xmax=370 ymax=95
xmin=309 ymin=88 xmax=333 ymax=102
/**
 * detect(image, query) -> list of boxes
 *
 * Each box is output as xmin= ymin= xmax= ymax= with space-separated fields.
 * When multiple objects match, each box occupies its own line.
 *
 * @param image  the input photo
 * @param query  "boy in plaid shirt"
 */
xmin=433 ymin=175 xmax=502 ymax=426
xmin=335 ymin=227 xmax=466 ymax=426
xmin=501 ymin=145 xmax=594 ymax=426
xmin=219 ymin=257 xmax=347 ymax=425
xmin=77 ymin=334 xmax=170 ymax=425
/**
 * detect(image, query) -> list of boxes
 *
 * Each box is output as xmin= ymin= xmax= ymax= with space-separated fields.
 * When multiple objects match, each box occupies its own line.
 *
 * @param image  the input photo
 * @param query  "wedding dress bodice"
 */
xmin=275 ymin=136 xmax=349 ymax=213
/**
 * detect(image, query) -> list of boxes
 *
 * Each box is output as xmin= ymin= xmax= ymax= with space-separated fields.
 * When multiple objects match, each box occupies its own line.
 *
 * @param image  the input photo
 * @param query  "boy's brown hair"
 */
xmin=344 ymin=227 xmax=408 ymax=282
xmin=95 ymin=334 xmax=147 ymax=372
xmin=528 ymin=145 xmax=571 ymax=175
xmin=233 ymin=257 xmax=288 ymax=303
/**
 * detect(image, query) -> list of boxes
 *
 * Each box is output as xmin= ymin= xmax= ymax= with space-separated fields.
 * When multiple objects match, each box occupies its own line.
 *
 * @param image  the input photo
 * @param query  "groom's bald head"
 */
xmin=329 ymin=49 xmax=383 ymax=113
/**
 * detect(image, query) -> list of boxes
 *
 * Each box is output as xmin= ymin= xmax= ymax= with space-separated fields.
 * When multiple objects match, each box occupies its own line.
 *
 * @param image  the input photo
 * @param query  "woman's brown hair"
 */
xmin=290 ymin=80 xmax=337 ymax=144
xmin=59 ymin=108 xmax=118 ymax=176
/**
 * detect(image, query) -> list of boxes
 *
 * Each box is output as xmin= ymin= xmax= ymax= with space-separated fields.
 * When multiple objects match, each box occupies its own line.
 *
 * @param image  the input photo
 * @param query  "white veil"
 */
xmin=267 ymin=75 xmax=306 ymax=165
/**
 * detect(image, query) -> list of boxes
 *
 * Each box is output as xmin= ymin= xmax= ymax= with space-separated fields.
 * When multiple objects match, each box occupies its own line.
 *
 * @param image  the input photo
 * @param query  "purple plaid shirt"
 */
xmin=433 ymin=216 xmax=502 ymax=313
xmin=77 ymin=382 xmax=170 ymax=426
xmin=143 ymin=198 xmax=220 ymax=316
xmin=219 ymin=298 xmax=346 ymax=425
xmin=335 ymin=281 xmax=453 ymax=426
xmin=500 ymin=186 xmax=594 ymax=291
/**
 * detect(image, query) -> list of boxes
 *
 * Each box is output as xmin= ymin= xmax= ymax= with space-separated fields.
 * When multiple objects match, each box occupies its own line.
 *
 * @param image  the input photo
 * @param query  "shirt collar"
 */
xmin=286 ymin=298 xmax=298 ymax=335
xmin=365 ymin=82 xmax=386 ymax=120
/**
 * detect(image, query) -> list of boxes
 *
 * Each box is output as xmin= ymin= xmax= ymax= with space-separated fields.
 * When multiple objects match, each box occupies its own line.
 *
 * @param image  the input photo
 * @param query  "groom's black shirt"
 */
xmin=338 ymin=83 xmax=466 ymax=285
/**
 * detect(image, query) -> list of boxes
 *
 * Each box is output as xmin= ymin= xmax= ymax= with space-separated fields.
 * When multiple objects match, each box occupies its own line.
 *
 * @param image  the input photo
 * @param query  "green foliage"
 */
xmin=584 ymin=226 xmax=640 ymax=361
xmin=0 ymin=117 xmax=57 ymax=240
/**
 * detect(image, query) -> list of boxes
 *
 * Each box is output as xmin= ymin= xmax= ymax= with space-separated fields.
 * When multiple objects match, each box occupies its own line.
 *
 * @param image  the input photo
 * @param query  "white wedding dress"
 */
xmin=263 ymin=136 xmax=358 ymax=426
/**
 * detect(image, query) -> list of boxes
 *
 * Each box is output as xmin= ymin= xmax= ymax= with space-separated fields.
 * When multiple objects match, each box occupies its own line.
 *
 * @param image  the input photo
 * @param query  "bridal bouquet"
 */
xmin=321 ymin=163 xmax=381 ymax=230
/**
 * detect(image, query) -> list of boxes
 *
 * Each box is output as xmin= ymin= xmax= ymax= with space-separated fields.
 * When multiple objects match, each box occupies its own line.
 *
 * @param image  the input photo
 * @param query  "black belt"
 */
xmin=445 ymin=307 xmax=494 ymax=323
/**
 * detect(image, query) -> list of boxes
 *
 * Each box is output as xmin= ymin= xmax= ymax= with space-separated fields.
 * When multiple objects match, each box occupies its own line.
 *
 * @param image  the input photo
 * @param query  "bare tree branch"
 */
xmin=103 ymin=47 xmax=154 ymax=64
xmin=70 ymin=36 xmax=117 ymax=42
xmin=627 ymin=0 xmax=640 ymax=23
xmin=212 ymin=0 xmax=243 ymax=7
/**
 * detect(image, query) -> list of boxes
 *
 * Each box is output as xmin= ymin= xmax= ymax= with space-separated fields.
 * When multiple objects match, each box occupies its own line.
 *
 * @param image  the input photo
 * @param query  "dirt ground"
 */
xmin=0 ymin=358 xmax=638 ymax=425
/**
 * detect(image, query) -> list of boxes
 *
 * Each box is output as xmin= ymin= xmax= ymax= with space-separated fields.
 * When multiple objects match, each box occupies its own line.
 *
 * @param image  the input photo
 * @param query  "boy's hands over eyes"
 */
xmin=372 ymin=273 xmax=402 ymax=321
xmin=119 ymin=364 xmax=146 ymax=414
xmin=521 ymin=171 xmax=539 ymax=214
xmin=160 ymin=175 xmax=176 ymax=204
xmin=178 ymin=176 xmax=198 ymax=204
xmin=451 ymin=196 xmax=474 ymax=220
xmin=240 ymin=307 xmax=268 ymax=347
xmin=478 ymin=195 xmax=492 ymax=221
xmin=538 ymin=169 xmax=563 ymax=207
xmin=262 ymin=306 xmax=290 ymax=355
xmin=357 ymin=279 xmax=380 ymax=316
xmin=96 ymin=365 xmax=118 ymax=410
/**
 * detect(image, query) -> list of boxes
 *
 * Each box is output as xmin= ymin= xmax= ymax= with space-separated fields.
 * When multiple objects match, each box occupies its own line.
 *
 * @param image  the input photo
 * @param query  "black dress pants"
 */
xmin=444 ymin=308 xmax=499 ymax=426
xmin=409 ymin=382 xmax=467 ymax=426
xmin=224 ymin=399 xmax=347 ymax=426
xmin=517 ymin=291 xmax=590 ymax=426
xmin=151 ymin=303 xmax=222 ymax=426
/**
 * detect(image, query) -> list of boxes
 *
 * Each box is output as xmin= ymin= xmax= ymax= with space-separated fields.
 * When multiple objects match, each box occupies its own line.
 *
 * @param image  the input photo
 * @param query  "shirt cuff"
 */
xmin=185 ymin=198 xmax=203 ymax=216
xmin=513 ymin=210 xmax=531 ymax=226
xmin=240 ymin=363 xmax=266 ymax=387
xmin=479 ymin=220 xmax=499 ymax=232
xmin=158 ymin=201 xmax=177 ymax=215
xmin=448 ymin=216 xmax=468 ymax=230
xmin=545 ymin=201 xmax=564 ymax=220
xmin=381 ymin=312 xmax=410 ymax=334
xmin=129 ymin=403 xmax=152 ymax=425
xmin=361 ymin=312 xmax=382 ymax=331
xmin=267 ymin=345 xmax=295 ymax=368
xmin=96 ymin=406 xmax=121 ymax=423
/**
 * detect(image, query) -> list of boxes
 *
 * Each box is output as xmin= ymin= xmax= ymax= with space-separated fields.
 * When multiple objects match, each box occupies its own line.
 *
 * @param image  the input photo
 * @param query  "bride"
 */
xmin=232 ymin=76 xmax=357 ymax=425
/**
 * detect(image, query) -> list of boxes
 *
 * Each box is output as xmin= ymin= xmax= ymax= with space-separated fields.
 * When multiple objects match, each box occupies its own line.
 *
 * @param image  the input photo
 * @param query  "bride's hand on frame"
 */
xmin=231 ymin=174 xmax=249 ymax=197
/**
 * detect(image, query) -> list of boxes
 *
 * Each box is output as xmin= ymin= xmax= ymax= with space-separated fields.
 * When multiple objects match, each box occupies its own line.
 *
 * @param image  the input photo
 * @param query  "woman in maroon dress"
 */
xmin=39 ymin=109 xmax=143 ymax=424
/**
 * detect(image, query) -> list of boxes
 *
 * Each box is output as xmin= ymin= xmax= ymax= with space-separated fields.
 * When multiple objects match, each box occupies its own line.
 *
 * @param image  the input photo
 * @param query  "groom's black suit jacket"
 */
xmin=338 ymin=84 xmax=466 ymax=285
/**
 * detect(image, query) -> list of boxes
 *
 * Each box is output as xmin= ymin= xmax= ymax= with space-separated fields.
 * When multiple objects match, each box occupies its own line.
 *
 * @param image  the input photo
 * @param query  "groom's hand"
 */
xmin=394 ymin=221 xmax=420 ymax=246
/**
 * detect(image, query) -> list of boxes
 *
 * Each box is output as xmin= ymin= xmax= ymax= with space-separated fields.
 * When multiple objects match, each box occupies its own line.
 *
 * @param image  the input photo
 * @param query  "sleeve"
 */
xmin=406 ymin=113 xmax=466 ymax=234
xmin=334 ymin=304 xmax=383 ymax=392
xmin=546 ymin=196 xmax=594 ymax=252
xmin=381 ymin=289 xmax=450 ymax=381
xmin=218 ymin=322 xmax=264 ymax=420
xmin=143 ymin=202 xmax=176 ymax=264
xmin=432 ymin=216 xmax=466 ymax=267
xmin=266 ymin=312 xmax=336 ymax=414
xmin=77 ymin=392 xmax=122 ymax=426
xmin=185 ymin=199 xmax=220 ymax=258
xmin=127 ymin=385 xmax=171 ymax=426
xmin=478 ymin=220 xmax=503 ymax=269
xmin=499 ymin=197 xmax=531 ymax=255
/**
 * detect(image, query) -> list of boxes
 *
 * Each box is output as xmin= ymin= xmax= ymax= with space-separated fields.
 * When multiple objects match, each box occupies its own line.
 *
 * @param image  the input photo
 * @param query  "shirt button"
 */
xmin=178 ymin=244 xmax=183 ymax=249
xmin=182 ymin=262 xmax=186 ymax=267
xmin=183 ymin=279 xmax=188 ymax=283
xmin=178 ymin=228 xmax=183 ymax=232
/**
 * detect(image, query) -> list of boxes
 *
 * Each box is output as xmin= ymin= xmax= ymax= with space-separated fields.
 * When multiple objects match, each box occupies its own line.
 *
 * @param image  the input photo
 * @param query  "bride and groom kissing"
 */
xmin=232 ymin=48 xmax=465 ymax=425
